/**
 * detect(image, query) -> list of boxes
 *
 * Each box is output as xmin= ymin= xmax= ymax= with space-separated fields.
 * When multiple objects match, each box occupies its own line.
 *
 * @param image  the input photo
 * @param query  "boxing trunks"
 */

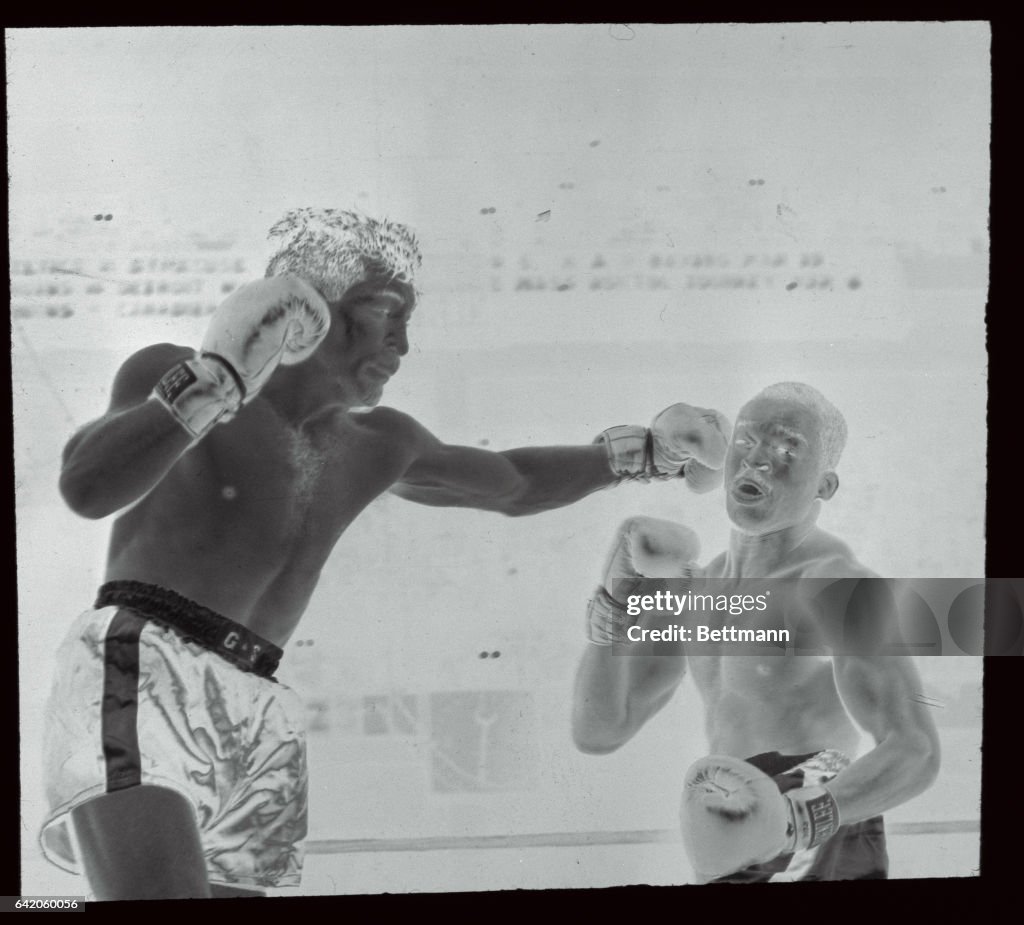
xmin=39 ymin=581 xmax=308 ymax=890
xmin=709 ymin=750 xmax=888 ymax=883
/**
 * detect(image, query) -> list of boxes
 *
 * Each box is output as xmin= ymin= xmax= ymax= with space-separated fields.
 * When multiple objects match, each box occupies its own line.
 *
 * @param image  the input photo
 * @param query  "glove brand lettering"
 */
xmin=154 ymin=362 xmax=198 ymax=405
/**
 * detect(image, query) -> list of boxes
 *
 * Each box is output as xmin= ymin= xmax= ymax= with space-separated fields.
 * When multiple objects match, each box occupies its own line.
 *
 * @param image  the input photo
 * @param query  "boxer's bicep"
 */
xmin=393 ymin=437 xmax=610 ymax=513
xmin=392 ymin=439 xmax=524 ymax=510
xmin=832 ymin=653 xmax=939 ymax=753
xmin=821 ymin=576 xmax=937 ymax=742
xmin=829 ymin=653 xmax=941 ymax=816
xmin=59 ymin=344 xmax=201 ymax=518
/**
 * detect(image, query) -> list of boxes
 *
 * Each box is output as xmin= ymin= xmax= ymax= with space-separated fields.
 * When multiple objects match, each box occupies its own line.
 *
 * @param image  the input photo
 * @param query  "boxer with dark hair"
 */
xmin=572 ymin=382 xmax=940 ymax=882
xmin=41 ymin=208 xmax=731 ymax=900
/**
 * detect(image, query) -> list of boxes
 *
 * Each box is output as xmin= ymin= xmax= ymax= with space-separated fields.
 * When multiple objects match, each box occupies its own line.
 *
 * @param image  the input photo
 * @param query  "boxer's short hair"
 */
xmin=266 ymin=208 xmax=421 ymax=303
xmin=755 ymin=382 xmax=848 ymax=471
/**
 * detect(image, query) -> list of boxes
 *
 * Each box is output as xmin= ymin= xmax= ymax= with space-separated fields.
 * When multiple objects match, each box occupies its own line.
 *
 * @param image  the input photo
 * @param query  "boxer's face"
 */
xmin=724 ymin=396 xmax=835 ymax=535
xmin=316 ymin=278 xmax=416 ymax=407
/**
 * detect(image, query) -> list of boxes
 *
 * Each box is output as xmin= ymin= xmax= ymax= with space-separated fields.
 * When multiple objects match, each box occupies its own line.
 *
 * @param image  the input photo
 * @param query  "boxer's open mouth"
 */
xmin=732 ymin=478 xmax=768 ymax=502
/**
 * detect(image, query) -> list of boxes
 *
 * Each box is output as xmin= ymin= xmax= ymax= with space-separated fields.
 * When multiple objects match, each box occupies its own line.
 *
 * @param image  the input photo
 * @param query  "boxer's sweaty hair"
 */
xmin=266 ymin=208 xmax=421 ymax=303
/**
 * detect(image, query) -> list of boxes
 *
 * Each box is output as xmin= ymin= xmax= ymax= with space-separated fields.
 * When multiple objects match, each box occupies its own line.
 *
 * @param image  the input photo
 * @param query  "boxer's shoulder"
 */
xmin=320 ymin=405 xmax=428 ymax=452
xmin=350 ymin=404 xmax=418 ymax=433
xmin=794 ymin=528 xmax=871 ymax=579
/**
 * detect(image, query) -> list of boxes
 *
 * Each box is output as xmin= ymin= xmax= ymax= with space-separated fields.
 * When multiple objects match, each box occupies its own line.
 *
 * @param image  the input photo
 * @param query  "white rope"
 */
xmin=306 ymin=820 xmax=978 ymax=855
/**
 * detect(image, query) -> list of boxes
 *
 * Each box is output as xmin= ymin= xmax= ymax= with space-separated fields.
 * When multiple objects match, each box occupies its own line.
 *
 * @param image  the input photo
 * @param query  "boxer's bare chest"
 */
xmin=684 ymin=561 xmax=858 ymax=752
xmin=213 ymin=408 xmax=412 ymax=541
xmin=685 ymin=577 xmax=831 ymax=700
xmin=106 ymin=405 xmax=420 ymax=637
xmin=121 ymin=405 xmax=414 ymax=569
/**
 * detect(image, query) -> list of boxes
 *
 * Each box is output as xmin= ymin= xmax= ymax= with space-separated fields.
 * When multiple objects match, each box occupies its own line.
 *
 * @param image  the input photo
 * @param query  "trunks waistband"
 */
xmin=746 ymin=751 xmax=820 ymax=778
xmin=95 ymin=580 xmax=283 ymax=679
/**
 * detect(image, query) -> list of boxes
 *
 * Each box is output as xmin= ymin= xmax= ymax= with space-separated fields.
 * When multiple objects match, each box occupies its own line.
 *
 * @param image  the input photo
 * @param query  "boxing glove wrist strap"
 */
xmin=153 ymin=354 xmax=244 ymax=441
xmin=595 ymin=425 xmax=666 ymax=482
xmin=784 ymin=785 xmax=841 ymax=852
xmin=586 ymin=585 xmax=639 ymax=645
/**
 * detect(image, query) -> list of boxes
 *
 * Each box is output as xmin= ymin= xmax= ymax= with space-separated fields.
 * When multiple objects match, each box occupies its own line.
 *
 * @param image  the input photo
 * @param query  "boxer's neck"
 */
xmin=725 ymin=504 xmax=821 ymax=578
xmin=260 ymin=364 xmax=362 ymax=426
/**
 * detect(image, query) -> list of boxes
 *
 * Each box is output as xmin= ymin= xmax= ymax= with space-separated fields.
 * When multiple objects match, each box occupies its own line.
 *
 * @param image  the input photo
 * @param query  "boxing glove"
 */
xmin=153 ymin=274 xmax=331 ymax=440
xmin=596 ymin=403 xmax=731 ymax=493
xmin=586 ymin=516 xmax=702 ymax=645
xmin=680 ymin=754 xmax=842 ymax=882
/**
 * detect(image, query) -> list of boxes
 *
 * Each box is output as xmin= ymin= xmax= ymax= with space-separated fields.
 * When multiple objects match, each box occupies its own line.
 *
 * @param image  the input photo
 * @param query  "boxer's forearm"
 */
xmin=495 ymin=445 xmax=617 ymax=514
xmin=393 ymin=445 xmax=616 ymax=515
xmin=572 ymin=645 xmax=636 ymax=753
xmin=824 ymin=731 xmax=941 ymax=825
xmin=572 ymin=645 xmax=678 ymax=753
xmin=59 ymin=399 xmax=194 ymax=519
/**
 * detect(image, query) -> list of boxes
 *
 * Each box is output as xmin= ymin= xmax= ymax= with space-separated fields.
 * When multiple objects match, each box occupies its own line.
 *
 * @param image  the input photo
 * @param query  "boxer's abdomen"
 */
xmin=693 ymin=656 xmax=861 ymax=758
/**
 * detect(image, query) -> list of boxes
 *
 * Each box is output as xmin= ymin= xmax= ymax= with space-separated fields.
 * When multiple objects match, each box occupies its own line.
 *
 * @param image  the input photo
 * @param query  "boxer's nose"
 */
xmin=741 ymin=451 xmax=772 ymax=474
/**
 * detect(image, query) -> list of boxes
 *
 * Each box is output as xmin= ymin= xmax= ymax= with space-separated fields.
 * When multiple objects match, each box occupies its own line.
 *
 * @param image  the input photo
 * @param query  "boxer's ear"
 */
xmin=817 ymin=471 xmax=839 ymax=501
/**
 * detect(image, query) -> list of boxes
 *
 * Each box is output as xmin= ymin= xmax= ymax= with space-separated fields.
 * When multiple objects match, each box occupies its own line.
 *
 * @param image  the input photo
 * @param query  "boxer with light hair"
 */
xmin=41 ymin=207 xmax=731 ymax=900
xmin=572 ymin=382 xmax=939 ymax=883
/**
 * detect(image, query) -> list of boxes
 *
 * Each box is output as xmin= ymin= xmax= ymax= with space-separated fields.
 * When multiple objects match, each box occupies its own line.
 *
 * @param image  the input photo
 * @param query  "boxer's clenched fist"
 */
xmin=651 ymin=404 xmax=732 ymax=492
xmin=596 ymin=403 xmax=731 ymax=493
xmin=153 ymin=275 xmax=330 ymax=440
xmin=586 ymin=516 xmax=702 ymax=645
xmin=680 ymin=754 xmax=842 ymax=882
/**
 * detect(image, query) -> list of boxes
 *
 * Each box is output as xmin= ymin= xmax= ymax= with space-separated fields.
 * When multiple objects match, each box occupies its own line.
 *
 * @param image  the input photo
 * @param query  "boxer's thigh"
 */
xmin=203 ymin=678 xmax=309 ymax=889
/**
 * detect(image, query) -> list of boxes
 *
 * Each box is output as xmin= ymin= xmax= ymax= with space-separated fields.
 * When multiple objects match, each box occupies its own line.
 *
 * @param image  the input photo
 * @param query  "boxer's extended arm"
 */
xmin=389 ymin=403 xmax=731 ymax=515
xmin=391 ymin=441 xmax=616 ymax=515
xmin=59 ymin=344 xmax=199 ymax=519
xmin=817 ymin=577 xmax=941 ymax=824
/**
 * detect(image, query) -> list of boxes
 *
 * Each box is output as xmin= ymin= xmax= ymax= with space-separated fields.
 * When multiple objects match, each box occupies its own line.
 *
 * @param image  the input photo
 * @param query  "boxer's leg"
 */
xmin=71 ymin=785 xmax=212 ymax=900
xmin=72 ymin=785 xmax=268 ymax=899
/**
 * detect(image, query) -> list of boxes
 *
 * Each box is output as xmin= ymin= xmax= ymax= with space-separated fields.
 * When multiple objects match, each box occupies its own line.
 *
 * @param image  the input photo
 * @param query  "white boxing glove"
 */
xmin=153 ymin=275 xmax=330 ymax=440
xmin=595 ymin=403 xmax=731 ymax=493
xmin=680 ymin=754 xmax=842 ymax=883
xmin=586 ymin=516 xmax=701 ymax=645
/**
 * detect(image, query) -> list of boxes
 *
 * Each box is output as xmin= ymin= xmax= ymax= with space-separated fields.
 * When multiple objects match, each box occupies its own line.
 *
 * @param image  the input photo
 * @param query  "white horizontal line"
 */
xmin=306 ymin=820 xmax=979 ymax=855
